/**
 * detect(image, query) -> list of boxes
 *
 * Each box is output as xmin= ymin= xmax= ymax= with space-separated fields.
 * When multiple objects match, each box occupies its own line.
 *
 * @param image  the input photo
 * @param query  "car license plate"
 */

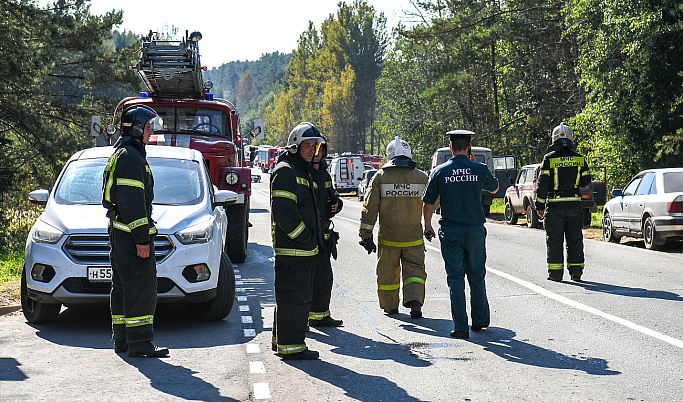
xmin=88 ymin=266 xmax=112 ymax=282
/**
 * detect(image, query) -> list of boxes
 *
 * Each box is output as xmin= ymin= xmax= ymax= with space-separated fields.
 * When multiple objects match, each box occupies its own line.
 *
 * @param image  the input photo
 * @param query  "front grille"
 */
xmin=62 ymin=234 xmax=175 ymax=264
xmin=61 ymin=277 xmax=177 ymax=295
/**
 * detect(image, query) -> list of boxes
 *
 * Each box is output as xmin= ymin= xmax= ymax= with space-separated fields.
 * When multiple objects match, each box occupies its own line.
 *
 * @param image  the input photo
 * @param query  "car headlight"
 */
xmin=174 ymin=219 xmax=214 ymax=244
xmin=32 ymin=220 xmax=64 ymax=244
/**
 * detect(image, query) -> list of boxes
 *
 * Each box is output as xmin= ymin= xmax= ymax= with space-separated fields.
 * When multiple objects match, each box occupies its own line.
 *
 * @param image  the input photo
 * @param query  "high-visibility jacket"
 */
xmin=360 ymin=165 xmax=428 ymax=248
xmin=102 ymin=138 xmax=156 ymax=244
xmin=270 ymin=153 xmax=322 ymax=257
xmin=535 ymin=142 xmax=591 ymax=210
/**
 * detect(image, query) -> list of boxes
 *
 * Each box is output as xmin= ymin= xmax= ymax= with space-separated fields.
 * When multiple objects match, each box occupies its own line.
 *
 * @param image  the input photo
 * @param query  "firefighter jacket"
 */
xmin=535 ymin=140 xmax=591 ymax=211
xmin=270 ymin=152 xmax=322 ymax=257
xmin=359 ymin=164 xmax=429 ymax=248
xmin=102 ymin=137 xmax=156 ymax=244
xmin=312 ymin=163 xmax=343 ymax=224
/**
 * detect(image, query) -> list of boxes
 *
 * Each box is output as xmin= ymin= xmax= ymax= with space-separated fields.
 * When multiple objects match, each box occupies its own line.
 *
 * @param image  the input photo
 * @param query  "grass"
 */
xmin=0 ymin=250 xmax=24 ymax=282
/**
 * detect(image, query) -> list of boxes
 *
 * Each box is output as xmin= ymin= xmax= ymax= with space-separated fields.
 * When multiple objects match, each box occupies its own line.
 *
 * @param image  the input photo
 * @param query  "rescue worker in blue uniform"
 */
xmin=270 ymin=122 xmax=324 ymax=360
xmin=422 ymin=130 xmax=498 ymax=339
xmin=102 ymin=105 xmax=168 ymax=357
xmin=309 ymin=138 xmax=344 ymax=327
xmin=535 ymin=122 xmax=591 ymax=282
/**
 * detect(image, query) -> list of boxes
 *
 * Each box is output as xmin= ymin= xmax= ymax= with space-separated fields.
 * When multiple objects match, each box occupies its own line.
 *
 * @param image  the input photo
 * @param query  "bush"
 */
xmin=0 ymin=250 xmax=23 ymax=282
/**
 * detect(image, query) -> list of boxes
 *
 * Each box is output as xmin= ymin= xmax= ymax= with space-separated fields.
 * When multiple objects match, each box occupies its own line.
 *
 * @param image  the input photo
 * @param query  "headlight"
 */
xmin=174 ymin=219 xmax=214 ymax=244
xmin=32 ymin=220 xmax=64 ymax=244
xmin=225 ymin=172 xmax=239 ymax=186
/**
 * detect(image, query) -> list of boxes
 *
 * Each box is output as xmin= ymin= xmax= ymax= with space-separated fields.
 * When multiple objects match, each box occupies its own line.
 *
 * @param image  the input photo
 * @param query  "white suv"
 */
xmin=22 ymin=146 xmax=237 ymax=323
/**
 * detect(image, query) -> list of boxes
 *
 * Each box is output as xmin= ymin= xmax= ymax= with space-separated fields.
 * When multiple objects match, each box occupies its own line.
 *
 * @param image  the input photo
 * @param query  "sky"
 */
xmin=40 ymin=0 xmax=421 ymax=69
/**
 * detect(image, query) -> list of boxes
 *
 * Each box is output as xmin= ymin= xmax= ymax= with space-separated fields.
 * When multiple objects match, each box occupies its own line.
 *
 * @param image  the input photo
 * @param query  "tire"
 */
xmin=583 ymin=208 xmax=592 ymax=227
xmin=504 ymin=199 xmax=518 ymax=225
xmin=643 ymin=216 xmax=664 ymax=250
xmin=602 ymin=212 xmax=621 ymax=243
xmin=225 ymin=196 xmax=249 ymax=263
xmin=191 ymin=253 xmax=236 ymax=320
xmin=21 ymin=268 xmax=61 ymax=324
xmin=526 ymin=204 xmax=540 ymax=228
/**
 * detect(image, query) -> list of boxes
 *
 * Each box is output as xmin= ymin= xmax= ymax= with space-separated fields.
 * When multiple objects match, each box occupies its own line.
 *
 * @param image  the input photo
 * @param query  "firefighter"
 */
xmin=359 ymin=136 xmax=429 ymax=318
xmin=422 ymin=130 xmax=499 ymax=339
xmin=102 ymin=105 xmax=168 ymax=357
xmin=309 ymin=138 xmax=344 ymax=327
xmin=270 ymin=122 xmax=324 ymax=360
xmin=535 ymin=122 xmax=591 ymax=282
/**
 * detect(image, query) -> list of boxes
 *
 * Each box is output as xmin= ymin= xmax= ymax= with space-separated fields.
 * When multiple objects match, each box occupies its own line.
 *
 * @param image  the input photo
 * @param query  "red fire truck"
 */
xmin=98 ymin=30 xmax=260 ymax=263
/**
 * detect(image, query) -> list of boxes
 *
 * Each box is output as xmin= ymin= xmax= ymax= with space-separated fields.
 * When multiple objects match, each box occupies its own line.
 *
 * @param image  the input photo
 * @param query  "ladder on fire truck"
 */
xmin=132 ymin=30 xmax=205 ymax=98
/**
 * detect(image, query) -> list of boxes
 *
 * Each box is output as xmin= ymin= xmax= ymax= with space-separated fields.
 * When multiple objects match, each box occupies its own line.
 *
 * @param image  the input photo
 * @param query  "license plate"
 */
xmin=88 ymin=266 xmax=112 ymax=282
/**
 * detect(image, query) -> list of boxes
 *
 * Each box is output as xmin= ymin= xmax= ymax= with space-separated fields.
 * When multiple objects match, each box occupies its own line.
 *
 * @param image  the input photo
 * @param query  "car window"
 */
xmin=663 ymin=172 xmax=683 ymax=193
xmin=149 ymin=158 xmax=205 ymax=205
xmin=635 ymin=172 xmax=655 ymax=195
xmin=524 ymin=168 xmax=536 ymax=184
xmin=623 ymin=176 xmax=643 ymax=196
xmin=54 ymin=159 xmax=108 ymax=204
xmin=517 ymin=169 xmax=527 ymax=184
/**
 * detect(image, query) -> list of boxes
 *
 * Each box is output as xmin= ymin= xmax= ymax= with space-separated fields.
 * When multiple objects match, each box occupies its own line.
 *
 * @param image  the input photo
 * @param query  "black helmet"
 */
xmin=121 ymin=105 xmax=158 ymax=137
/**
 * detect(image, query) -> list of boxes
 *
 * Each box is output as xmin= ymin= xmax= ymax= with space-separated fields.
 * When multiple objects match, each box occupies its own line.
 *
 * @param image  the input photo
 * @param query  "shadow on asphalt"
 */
xmin=563 ymin=280 xmax=683 ymax=301
xmin=0 ymin=357 xmax=27 ymax=381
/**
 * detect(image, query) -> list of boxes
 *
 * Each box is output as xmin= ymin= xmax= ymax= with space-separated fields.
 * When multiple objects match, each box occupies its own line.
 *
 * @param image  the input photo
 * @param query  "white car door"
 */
xmin=627 ymin=172 xmax=655 ymax=231
xmin=612 ymin=176 xmax=643 ymax=229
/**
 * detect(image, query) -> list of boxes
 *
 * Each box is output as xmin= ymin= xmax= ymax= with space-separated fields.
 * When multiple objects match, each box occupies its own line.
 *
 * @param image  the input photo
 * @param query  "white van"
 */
xmin=330 ymin=155 xmax=364 ymax=192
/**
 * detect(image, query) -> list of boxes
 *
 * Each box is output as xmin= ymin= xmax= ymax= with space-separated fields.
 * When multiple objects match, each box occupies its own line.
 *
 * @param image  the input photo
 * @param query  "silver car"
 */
xmin=602 ymin=168 xmax=683 ymax=249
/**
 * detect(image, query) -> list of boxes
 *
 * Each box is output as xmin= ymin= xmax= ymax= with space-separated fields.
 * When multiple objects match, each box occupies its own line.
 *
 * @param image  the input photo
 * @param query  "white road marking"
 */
xmin=246 ymin=343 xmax=261 ymax=354
xmin=235 ymin=274 xmax=242 ymax=279
xmin=239 ymin=305 xmax=250 ymax=312
xmin=250 ymin=361 xmax=266 ymax=373
xmin=236 ymin=280 xmax=244 ymax=285
xmin=237 ymin=296 xmax=248 ymax=302
xmin=244 ymin=328 xmax=256 ymax=337
xmin=242 ymin=316 xmax=254 ymax=324
xmin=236 ymin=288 xmax=246 ymax=292
xmin=253 ymin=383 xmax=271 ymax=399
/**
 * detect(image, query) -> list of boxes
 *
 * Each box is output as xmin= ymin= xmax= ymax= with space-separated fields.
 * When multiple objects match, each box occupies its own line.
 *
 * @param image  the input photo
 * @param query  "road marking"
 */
xmin=236 ymin=288 xmax=246 ymax=292
xmin=235 ymin=274 xmax=242 ymax=279
xmin=246 ymin=343 xmax=260 ymax=354
xmin=236 ymin=280 xmax=244 ymax=285
xmin=237 ymin=295 xmax=248 ymax=302
xmin=423 ymin=243 xmax=683 ymax=350
xmin=250 ymin=361 xmax=266 ymax=373
xmin=244 ymin=328 xmax=256 ymax=337
xmin=253 ymin=383 xmax=271 ymax=399
xmin=239 ymin=305 xmax=250 ymax=312
xmin=242 ymin=316 xmax=254 ymax=324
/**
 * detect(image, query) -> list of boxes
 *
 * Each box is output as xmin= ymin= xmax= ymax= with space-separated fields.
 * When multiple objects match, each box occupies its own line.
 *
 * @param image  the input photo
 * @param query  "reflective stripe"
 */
xmin=112 ymin=315 xmax=125 ymax=325
xmin=323 ymin=233 xmax=330 ymax=240
xmin=540 ymin=170 xmax=550 ymax=176
xmin=325 ymin=181 xmax=332 ymax=188
xmin=274 ymin=247 xmax=319 ymax=257
xmin=378 ymin=238 xmax=424 ymax=247
xmin=378 ymin=283 xmax=400 ymax=291
xmin=145 ymin=165 xmax=151 ymax=174
xmin=547 ymin=197 xmax=581 ymax=202
xmin=296 ymin=177 xmax=310 ymax=187
xmin=313 ymin=182 xmax=318 ymax=189
xmin=403 ymin=277 xmax=425 ymax=286
xmin=112 ymin=221 xmax=131 ymax=232
xmin=549 ymin=156 xmax=584 ymax=168
xmin=113 ymin=220 xmax=156 ymax=234
xmin=537 ymin=197 xmax=546 ymax=204
xmin=278 ymin=344 xmax=307 ymax=354
xmin=129 ymin=217 xmax=148 ymax=230
xmin=125 ymin=315 xmax=153 ymax=327
xmin=360 ymin=223 xmax=374 ymax=230
xmin=567 ymin=263 xmax=585 ymax=267
xmin=272 ymin=190 xmax=297 ymax=202
xmin=116 ymin=178 xmax=144 ymax=189
xmin=309 ymin=311 xmax=331 ymax=320
xmin=104 ymin=157 xmax=118 ymax=202
xmin=287 ymin=222 xmax=306 ymax=239
xmin=553 ymin=167 xmax=559 ymax=190
xmin=548 ymin=264 xmax=564 ymax=270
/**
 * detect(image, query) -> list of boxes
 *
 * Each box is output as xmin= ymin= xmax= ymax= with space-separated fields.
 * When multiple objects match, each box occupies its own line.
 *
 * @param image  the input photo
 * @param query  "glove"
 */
xmin=359 ymin=237 xmax=376 ymax=254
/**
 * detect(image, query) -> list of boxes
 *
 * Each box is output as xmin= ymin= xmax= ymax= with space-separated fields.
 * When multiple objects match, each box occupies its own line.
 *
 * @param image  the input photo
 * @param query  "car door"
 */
xmin=611 ymin=175 xmax=643 ymax=229
xmin=627 ymin=172 xmax=655 ymax=231
xmin=509 ymin=168 xmax=527 ymax=212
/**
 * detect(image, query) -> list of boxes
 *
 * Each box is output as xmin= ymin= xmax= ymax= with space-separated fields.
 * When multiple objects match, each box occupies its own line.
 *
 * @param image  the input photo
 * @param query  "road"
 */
xmin=1 ymin=170 xmax=682 ymax=401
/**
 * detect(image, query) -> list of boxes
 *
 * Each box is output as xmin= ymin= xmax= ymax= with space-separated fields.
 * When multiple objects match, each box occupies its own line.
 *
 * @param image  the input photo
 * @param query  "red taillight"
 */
xmin=581 ymin=193 xmax=592 ymax=200
xmin=667 ymin=200 xmax=683 ymax=213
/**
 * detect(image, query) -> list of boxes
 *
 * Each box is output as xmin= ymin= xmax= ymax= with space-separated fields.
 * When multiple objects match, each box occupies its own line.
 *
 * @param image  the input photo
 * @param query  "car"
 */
xmin=602 ymin=168 xmax=683 ymax=250
xmin=357 ymin=168 xmax=378 ymax=201
xmin=22 ymin=145 xmax=238 ymax=323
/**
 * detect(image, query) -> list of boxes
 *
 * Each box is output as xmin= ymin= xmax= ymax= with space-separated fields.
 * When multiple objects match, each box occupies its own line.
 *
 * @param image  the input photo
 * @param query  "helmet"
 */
xmin=121 ymin=105 xmax=158 ymax=137
xmin=552 ymin=122 xmax=573 ymax=143
xmin=386 ymin=136 xmax=412 ymax=160
xmin=286 ymin=122 xmax=325 ymax=154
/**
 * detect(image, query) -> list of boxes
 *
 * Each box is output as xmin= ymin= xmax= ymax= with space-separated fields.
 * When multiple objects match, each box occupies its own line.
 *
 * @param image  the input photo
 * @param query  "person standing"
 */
xmin=535 ymin=122 xmax=591 ymax=282
xmin=102 ymin=105 xmax=168 ymax=357
xmin=359 ymin=136 xmax=429 ymax=318
xmin=270 ymin=122 xmax=324 ymax=360
xmin=309 ymin=139 xmax=344 ymax=327
xmin=422 ymin=130 xmax=499 ymax=339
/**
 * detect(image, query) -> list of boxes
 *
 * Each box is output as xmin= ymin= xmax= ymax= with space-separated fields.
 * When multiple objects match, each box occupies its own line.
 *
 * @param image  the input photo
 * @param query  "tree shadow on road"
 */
xmin=562 ymin=280 xmax=683 ymax=301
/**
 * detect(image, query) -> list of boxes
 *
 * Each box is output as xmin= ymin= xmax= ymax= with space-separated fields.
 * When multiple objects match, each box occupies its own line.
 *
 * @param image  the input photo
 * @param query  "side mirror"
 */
xmin=213 ymin=189 xmax=238 ymax=208
xmin=611 ymin=189 xmax=623 ymax=197
xmin=29 ymin=189 xmax=49 ymax=206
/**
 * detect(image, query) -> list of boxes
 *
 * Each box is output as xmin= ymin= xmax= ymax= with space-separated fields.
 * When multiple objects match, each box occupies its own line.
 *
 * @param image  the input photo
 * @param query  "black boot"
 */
xmin=114 ymin=341 xmax=128 ymax=353
xmin=409 ymin=301 xmax=422 ymax=318
xmin=128 ymin=341 xmax=169 ymax=357
xmin=309 ymin=316 xmax=343 ymax=327
xmin=280 ymin=349 xmax=319 ymax=360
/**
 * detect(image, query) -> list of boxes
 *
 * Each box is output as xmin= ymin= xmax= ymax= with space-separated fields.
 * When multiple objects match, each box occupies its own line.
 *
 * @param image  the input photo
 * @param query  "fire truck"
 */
xmin=95 ymin=30 xmax=262 ymax=263
xmin=253 ymin=145 xmax=282 ymax=173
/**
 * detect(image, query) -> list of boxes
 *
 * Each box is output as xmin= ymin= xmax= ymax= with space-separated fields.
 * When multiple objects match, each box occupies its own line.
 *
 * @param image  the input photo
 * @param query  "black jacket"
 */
xmin=311 ymin=163 xmax=343 ymax=224
xmin=535 ymin=140 xmax=591 ymax=210
xmin=102 ymin=137 xmax=156 ymax=244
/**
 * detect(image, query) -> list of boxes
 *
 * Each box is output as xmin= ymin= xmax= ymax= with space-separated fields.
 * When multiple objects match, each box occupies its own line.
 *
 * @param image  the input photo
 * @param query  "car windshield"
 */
xmin=153 ymin=106 xmax=229 ymax=137
xmin=663 ymin=172 xmax=683 ymax=193
xmin=54 ymin=157 xmax=205 ymax=206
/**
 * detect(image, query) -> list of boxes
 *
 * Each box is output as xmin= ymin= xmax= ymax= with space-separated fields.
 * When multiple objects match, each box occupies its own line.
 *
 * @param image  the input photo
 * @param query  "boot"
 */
xmin=309 ymin=316 xmax=343 ymax=327
xmin=127 ymin=341 xmax=169 ymax=357
xmin=114 ymin=341 xmax=128 ymax=353
xmin=280 ymin=349 xmax=319 ymax=360
xmin=409 ymin=301 xmax=422 ymax=318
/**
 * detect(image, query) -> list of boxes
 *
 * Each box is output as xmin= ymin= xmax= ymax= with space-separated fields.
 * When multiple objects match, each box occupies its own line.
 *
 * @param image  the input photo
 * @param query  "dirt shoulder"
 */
xmin=0 ymin=280 xmax=20 ymax=309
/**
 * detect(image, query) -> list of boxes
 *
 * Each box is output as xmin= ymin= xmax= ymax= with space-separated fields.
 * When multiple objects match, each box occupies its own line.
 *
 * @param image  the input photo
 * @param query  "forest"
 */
xmin=1 ymin=0 xmax=683 ymax=255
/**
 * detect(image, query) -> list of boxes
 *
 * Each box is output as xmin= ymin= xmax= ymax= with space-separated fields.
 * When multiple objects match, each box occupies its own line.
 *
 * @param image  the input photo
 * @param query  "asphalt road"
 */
xmin=1 ymin=171 xmax=682 ymax=401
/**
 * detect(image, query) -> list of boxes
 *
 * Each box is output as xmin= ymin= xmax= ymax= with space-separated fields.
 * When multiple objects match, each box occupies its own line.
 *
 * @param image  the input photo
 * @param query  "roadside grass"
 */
xmin=0 ymin=250 xmax=23 ymax=282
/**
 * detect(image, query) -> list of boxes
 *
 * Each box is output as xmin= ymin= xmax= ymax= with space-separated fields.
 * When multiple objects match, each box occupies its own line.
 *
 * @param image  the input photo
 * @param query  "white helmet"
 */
xmin=386 ymin=136 xmax=412 ymax=160
xmin=286 ymin=122 xmax=325 ymax=154
xmin=552 ymin=122 xmax=573 ymax=143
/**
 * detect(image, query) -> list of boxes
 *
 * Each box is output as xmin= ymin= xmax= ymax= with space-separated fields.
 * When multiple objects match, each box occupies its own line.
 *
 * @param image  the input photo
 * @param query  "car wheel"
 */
xmin=225 ymin=196 xmax=249 ymax=263
xmin=504 ymin=199 xmax=518 ymax=225
xmin=526 ymin=204 xmax=539 ymax=228
xmin=191 ymin=253 xmax=236 ymax=321
xmin=643 ymin=216 xmax=664 ymax=250
xmin=21 ymin=268 xmax=61 ymax=323
xmin=602 ymin=212 xmax=621 ymax=243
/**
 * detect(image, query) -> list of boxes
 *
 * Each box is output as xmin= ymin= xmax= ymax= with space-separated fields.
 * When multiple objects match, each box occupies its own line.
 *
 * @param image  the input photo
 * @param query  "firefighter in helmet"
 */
xmin=270 ymin=122 xmax=324 ymax=360
xmin=535 ymin=122 xmax=591 ymax=282
xmin=359 ymin=136 xmax=429 ymax=318
xmin=102 ymin=105 xmax=168 ymax=357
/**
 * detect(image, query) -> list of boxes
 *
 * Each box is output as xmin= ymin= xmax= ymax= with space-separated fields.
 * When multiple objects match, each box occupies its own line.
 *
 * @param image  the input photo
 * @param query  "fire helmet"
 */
xmin=386 ymin=136 xmax=412 ymax=160
xmin=121 ymin=105 xmax=158 ymax=137
xmin=551 ymin=122 xmax=573 ymax=143
xmin=286 ymin=122 xmax=325 ymax=154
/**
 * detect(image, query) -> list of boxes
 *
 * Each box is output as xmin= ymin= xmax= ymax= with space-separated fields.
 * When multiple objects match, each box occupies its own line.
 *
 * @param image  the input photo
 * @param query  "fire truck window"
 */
xmin=151 ymin=107 xmax=228 ymax=136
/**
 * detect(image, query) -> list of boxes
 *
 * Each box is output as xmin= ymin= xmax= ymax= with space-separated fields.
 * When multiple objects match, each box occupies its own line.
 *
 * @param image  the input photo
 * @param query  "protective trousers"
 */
xmin=376 ymin=244 xmax=426 ymax=310
xmin=310 ymin=246 xmax=333 ymax=322
xmin=438 ymin=223 xmax=490 ymax=332
xmin=543 ymin=204 xmax=584 ymax=280
xmin=110 ymin=230 xmax=157 ymax=343
xmin=272 ymin=255 xmax=316 ymax=355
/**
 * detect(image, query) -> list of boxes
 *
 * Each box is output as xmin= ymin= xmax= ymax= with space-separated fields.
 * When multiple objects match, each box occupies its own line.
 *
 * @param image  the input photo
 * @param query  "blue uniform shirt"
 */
xmin=422 ymin=154 xmax=498 ymax=226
